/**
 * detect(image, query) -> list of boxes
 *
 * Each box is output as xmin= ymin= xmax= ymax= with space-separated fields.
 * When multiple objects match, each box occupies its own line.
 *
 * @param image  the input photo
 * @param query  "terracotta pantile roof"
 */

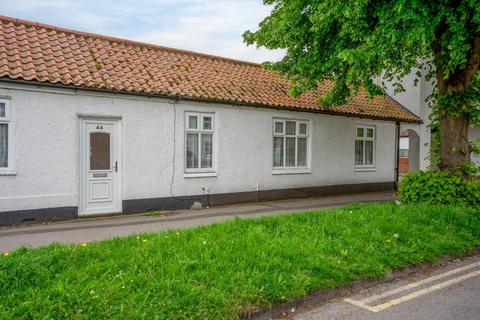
xmin=0 ymin=15 xmax=419 ymax=123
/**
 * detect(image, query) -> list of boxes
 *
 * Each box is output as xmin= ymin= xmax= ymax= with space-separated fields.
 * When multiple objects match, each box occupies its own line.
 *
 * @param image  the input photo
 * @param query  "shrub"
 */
xmin=399 ymin=171 xmax=480 ymax=207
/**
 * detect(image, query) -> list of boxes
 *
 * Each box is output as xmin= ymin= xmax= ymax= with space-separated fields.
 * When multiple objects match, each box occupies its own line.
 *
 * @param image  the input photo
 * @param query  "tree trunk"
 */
xmin=431 ymin=25 xmax=480 ymax=175
xmin=435 ymin=68 xmax=472 ymax=175
xmin=438 ymin=111 xmax=470 ymax=174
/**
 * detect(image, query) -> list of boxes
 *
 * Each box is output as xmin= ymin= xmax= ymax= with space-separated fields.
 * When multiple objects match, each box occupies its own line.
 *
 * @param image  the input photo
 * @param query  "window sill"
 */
xmin=272 ymin=168 xmax=312 ymax=175
xmin=184 ymin=172 xmax=217 ymax=178
xmin=0 ymin=169 xmax=16 ymax=176
xmin=354 ymin=167 xmax=376 ymax=172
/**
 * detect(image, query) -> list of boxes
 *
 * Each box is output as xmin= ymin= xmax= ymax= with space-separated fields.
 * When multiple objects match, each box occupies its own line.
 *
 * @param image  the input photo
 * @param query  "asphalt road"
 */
xmin=291 ymin=255 xmax=480 ymax=320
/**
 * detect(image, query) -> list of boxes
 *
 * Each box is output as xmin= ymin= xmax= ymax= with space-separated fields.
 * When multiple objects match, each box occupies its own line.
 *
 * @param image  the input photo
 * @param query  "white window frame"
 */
xmin=272 ymin=118 xmax=311 ymax=174
xmin=0 ymin=98 xmax=13 ymax=175
xmin=354 ymin=125 xmax=376 ymax=170
xmin=184 ymin=112 xmax=216 ymax=175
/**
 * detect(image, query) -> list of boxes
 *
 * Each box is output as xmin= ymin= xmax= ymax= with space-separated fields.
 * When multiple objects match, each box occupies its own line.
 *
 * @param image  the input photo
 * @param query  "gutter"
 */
xmin=0 ymin=78 xmax=422 ymax=124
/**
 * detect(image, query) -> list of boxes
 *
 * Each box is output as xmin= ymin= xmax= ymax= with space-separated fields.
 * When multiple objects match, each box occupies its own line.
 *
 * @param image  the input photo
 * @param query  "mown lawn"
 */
xmin=1 ymin=203 xmax=479 ymax=319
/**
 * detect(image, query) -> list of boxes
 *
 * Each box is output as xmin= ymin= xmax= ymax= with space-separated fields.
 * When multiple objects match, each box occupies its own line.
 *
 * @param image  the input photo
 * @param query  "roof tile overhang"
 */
xmin=0 ymin=15 xmax=420 ymax=123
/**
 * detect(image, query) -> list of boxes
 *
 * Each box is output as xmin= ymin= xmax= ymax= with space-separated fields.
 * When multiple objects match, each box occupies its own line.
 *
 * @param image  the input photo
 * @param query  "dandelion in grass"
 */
xmin=3 ymin=252 xmax=9 ymax=256
xmin=143 ymin=239 xmax=148 ymax=243
xmin=203 ymin=240 xmax=207 ymax=245
xmin=349 ymin=210 xmax=353 ymax=214
xmin=81 ymin=243 xmax=88 ymax=247
xmin=176 ymin=232 xmax=181 ymax=236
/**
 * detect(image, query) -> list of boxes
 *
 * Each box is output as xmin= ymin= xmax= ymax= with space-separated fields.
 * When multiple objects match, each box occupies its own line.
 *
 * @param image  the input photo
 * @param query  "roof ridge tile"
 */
xmin=0 ymin=15 xmax=261 ymax=68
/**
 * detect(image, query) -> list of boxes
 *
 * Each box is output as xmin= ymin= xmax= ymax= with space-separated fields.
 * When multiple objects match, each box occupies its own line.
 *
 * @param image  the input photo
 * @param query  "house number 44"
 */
xmin=96 ymin=125 xmax=104 ymax=130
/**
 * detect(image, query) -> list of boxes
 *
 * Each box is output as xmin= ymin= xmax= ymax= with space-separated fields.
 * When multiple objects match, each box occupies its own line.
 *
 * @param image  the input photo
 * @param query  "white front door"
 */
xmin=80 ymin=119 xmax=122 ymax=215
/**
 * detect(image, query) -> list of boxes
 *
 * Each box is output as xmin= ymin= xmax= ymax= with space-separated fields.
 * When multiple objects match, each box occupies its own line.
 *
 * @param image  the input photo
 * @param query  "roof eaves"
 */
xmin=0 ymin=77 xmax=421 ymax=124
xmin=386 ymin=94 xmax=423 ymax=124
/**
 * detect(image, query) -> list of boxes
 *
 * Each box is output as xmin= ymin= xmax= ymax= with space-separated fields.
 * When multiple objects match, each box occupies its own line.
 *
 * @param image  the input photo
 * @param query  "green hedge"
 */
xmin=399 ymin=171 xmax=480 ymax=207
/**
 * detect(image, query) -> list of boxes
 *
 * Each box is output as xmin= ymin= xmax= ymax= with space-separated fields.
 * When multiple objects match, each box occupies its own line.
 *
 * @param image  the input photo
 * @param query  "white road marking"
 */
xmin=360 ymin=261 xmax=480 ymax=304
xmin=345 ymin=262 xmax=480 ymax=313
xmin=344 ymin=298 xmax=378 ymax=312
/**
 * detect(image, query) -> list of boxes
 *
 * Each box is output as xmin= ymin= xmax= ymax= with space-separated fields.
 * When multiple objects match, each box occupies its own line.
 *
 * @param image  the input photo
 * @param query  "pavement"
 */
xmin=288 ymin=254 xmax=480 ymax=320
xmin=0 ymin=191 xmax=394 ymax=253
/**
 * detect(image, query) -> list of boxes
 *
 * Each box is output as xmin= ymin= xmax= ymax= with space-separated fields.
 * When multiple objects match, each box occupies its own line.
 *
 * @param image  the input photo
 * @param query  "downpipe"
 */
xmin=394 ymin=121 xmax=400 ymax=190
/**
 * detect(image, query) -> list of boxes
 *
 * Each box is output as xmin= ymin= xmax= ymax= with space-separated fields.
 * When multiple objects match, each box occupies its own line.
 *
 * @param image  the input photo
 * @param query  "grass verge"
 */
xmin=1 ymin=203 xmax=479 ymax=319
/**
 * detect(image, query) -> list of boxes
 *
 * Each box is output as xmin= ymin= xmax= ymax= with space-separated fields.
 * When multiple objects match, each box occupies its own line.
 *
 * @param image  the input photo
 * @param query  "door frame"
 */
xmin=78 ymin=117 xmax=123 ymax=216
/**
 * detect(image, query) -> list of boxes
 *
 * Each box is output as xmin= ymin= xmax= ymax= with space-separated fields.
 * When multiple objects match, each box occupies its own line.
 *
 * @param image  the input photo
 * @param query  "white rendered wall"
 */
xmin=0 ymin=83 xmax=397 ymax=213
xmin=385 ymin=67 xmax=480 ymax=171
xmin=470 ymin=127 xmax=480 ymax=166
xmin=383 ymin=69 xmax=434 ymax=170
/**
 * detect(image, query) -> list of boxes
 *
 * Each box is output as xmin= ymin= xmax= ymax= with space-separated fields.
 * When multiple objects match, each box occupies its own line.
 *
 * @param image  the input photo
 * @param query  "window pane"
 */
xmin=365 ymin=140 xmax=374 ymax=165
xmin=0 ymin=103 xmax=5 ymax=118
xmin=188 ymin=115 xmax=198 ymax=130
xmin=286 ymin=137 xmax=296 ymax=166
xmin=186 ymin=133 xmax=199 ymax=168
xmin=356 ymin=127 xmax=364 ymax=138
xmin=203 ymin=116 xmax=212 ymax=130
xmin=399 ymin=149 xmax=408 ymax=157
xmin=274 ymin=121 xmax=284 ymax=134
xmin=273 ymin=137 xmax=284 ymax=167
xmin=355 ymin=140 xmax=364 ymax=165
xmin=297 ymin=138 xmax=307 ymax=166
xmin=0 ymin=124 xmax=7 ymax=168
xmin=201 ymin=134 xmax=213 ymax=168
xmin=90 ymin=132 xmax=110 ymax=170
xmin=366 ymin=128 xmax=374 ymax=138
xmin=286 ymin=121 xmax=296 ymax=135
xmin=299 ymin=123 xmax=307 ymax=135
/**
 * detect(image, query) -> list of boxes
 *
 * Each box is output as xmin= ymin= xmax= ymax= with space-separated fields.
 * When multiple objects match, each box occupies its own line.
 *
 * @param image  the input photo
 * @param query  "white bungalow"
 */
xmin=0 ymin=16 xmax=419 ymax=225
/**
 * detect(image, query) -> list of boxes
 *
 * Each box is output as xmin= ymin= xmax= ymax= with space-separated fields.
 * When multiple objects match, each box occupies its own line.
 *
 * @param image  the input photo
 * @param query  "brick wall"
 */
xmin=399 ymin=157 xmax=409 ymax=174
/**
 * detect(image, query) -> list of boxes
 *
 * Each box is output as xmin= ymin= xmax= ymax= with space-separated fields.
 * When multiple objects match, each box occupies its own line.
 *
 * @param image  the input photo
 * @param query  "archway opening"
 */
xmin=399 ymin=129 xmax=420 ymax=175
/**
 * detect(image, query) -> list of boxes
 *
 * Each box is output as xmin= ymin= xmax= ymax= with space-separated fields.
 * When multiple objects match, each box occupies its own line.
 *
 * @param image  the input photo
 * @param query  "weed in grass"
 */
xmin=0 ymin=203 xmax=479 ymax=319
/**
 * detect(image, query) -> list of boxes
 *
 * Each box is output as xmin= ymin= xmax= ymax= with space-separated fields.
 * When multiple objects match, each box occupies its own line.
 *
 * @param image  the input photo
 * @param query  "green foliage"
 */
xmin=244 ymin=0 xmax=480 ymax=173
xmin=399 ymin=171 xmax=480 ymax=207
xmin=1 ymin=203 xmax=480 ymax=319
xmin=244 ymin=0 xmax=480 ymax=107
xmin=428 ymin=108 xmax=480 ymax=172
xmin=427 ymin=111 xmax=441 ymax=170
xmin=472 ymin=138 xmax=480 ymax=155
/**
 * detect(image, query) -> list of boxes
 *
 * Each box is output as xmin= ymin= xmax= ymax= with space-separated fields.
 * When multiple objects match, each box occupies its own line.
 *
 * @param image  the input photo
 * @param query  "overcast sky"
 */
xmin=0 ymin=0 xmax=284 ymax=63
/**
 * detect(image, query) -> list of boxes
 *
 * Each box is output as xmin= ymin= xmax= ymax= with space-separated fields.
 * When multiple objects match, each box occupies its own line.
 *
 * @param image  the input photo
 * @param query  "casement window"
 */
xmin=185 ymin=112 xmax=214 ymax=172
xmin=354 ymin=125 xmax=375 ymax=168
xmin=399 ymin=148 xmax=409 ymax=157
xmin=399 ymin=137 xmax=409 ymax=158
xmin=273 ymin=119 xmax=309 ymax=168
xmin=0 ymin=100 xmax=10 ymax=171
